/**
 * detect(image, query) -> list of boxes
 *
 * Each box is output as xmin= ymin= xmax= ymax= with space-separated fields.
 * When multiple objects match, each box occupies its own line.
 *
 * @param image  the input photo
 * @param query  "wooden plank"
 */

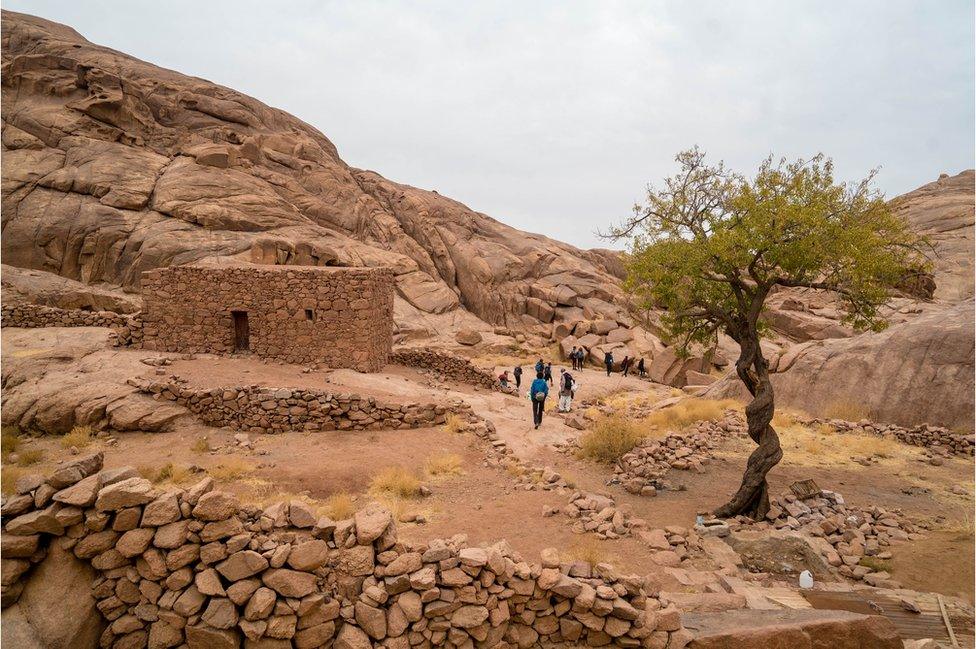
xmin=939 ymin=594 xmax=960 ymax=648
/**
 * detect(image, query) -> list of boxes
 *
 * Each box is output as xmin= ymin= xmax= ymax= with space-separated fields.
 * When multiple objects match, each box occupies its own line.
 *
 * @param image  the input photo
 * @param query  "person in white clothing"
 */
xmin=558 ymin=369 xmax=575 ymax=412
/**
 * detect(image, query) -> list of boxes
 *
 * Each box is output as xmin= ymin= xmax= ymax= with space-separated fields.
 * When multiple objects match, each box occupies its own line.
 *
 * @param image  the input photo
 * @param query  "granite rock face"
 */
xmin=0 ymin=10 xmax=630 ymax=343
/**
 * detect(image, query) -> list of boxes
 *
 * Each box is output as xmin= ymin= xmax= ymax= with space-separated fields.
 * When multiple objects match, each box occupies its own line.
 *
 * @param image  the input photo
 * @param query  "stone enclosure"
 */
xmin=140 ymin=266 xmax=394 ymax=372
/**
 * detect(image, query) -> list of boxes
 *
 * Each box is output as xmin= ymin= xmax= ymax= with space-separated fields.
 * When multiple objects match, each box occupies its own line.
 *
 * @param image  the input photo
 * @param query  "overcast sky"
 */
xmin=6 ymin=1 xmax=974 ymax=249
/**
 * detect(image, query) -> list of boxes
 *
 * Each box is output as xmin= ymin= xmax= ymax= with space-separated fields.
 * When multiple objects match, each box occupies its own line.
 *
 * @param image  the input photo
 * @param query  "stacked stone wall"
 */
xmin=801 ymin=417 xmax=974 ymax=455
xmin=1 ymin=303 xmax=129 ymax=329
xmin=391 ymin=349 xmax=498 ymax=391
xmin=0 ymin=452 xmax=691 ymax=649
xmin=141 ymin=266 xmax=394 ymax=372
xmin=134 ymin=380 xmax=472 ymax=434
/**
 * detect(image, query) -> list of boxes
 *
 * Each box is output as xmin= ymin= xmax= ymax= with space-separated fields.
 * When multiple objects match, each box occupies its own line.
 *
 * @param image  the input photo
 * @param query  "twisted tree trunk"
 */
xmin=714 ymin=328 xmax=783 ymax=520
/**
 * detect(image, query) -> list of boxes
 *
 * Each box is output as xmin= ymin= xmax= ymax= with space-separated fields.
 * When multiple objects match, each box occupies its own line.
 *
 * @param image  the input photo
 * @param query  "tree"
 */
xmin=607 ymin=148 xmax=928 ymax=519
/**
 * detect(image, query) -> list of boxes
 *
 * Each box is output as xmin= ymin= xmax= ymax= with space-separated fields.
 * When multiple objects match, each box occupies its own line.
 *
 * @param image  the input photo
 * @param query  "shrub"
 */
xmin=578 ymin=415 xmax=645 ymax=464
xmin=425 ymin=453 xmax=463 ymax=477
xmin=16 ymin=448 xmax=44 ymax=467
xmin=564 ymin=537 xmax=614 ymax=566
xmin=369 ymin=466 xmax=422 ymax=499
xmin=61 ymin=425 xmax=93 ymax=449
xmin=191 ymin=437 xmax=211 ymax=453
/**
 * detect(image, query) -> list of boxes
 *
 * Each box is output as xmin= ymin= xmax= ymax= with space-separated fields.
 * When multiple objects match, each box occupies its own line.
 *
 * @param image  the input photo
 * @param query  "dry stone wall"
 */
xmin=133 ymin=379 xmax=473 ymax=434
xmin=1 ymin=303 xmax=130 ymax=329
xmin=391 ymin=349 xmax=498 ymax=391
xmin=0 ymin=452 xmax=692 ymax=649
xmin=141 ymin=266 xmax=394 ymax=372
xmin=800 ymin=416 xmax=974 ymax=455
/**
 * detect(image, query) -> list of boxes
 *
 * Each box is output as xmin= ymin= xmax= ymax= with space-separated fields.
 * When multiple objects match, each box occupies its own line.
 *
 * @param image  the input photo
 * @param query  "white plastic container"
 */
xmin=799 ymin=570 xmax=814 ymax=589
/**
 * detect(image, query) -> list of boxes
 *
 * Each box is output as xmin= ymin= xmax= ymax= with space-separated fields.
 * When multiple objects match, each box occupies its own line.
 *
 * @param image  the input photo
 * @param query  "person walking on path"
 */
xmin=569 ymin=346 xmax=578 ymax=371
xmin=637 ymin=357 xmax=646 ymax=378
xmin=604 ymin=351 xmax=614 ymax=376
xmin=535 ymin=358 xmax=545 ymax=375
xmin=577 ymin=348 xmax=586 ymax=371
xmin=513 ymin=365 xmax=523 ymax=390
xmin=544 ymin=362 xmax=553 ymax=386
xmin=622 ymin=356 xmax=631 ymax=377
xmin=530 ymin=371 xmax=549 ymax=429
xmin=558 ymin=369 xmax=575 ymax=412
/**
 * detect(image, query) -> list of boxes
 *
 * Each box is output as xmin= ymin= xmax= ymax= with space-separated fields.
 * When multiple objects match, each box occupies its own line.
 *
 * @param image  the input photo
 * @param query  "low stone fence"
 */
xmin=391 ymin=348 xmax=498 ymax=390
xmin=1 ymin=303 xmax=129 ymax=329
xmin=133 ymin=379 xmax=474 ymax=434
xmin=800 ymin=416 xmax=974 ymax=456
xmin=0 ymin=452 xmax=691 ymax=649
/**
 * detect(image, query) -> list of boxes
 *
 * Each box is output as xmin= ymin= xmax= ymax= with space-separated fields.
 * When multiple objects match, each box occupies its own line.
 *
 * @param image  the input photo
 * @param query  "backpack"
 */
xmin=534 ymin=391 xmax=546 ymax=401
xmin=563 ymin=373 xmax=574 ymax=390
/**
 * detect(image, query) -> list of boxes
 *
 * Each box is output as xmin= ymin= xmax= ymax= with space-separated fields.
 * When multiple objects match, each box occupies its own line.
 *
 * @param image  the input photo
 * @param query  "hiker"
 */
xmin=530 ymin=371 xmax=549 ymax=429
xmin=637 ymin=357 xmax=646 ymax=378
xmin=498 ymin=370 xmax=510 ymax=389
xmin=558 ymin=368 xmax=575 ymax=412
xmin=622 ymin=356 xmax=631 ymax=377
xmin=513 ymin=365 xmax=523 ymax=390
xmin=604 ymin=350 xmax=614 ymax=376
xmin=570 ymin=346 xmax=579 ymax=371
xmin=535 ymin=358 xmax=545 ymax=375
xmin=544 ymin=362 xmax=553 ymax=386
xmin=576 ymin=347 xmax=586 ymax=370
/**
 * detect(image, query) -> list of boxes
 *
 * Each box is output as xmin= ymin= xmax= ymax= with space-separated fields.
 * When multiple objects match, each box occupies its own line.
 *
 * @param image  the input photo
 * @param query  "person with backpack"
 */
xmin=513 ymin=365 xmax=523 ymax=390
xmin=637 ymin=357 xmax=646 ymax=378
xmin=535 ymin=358 xmax=545 ymax=375
xmin=604 ymin=350 xmax=614 ymax=376
xmin=569 ymin=346 xmax=578 ymax=371
xmin=621 ymin=356 xmax=631 ymax=377
xmin=529 ymin=371 xmax=549 ymax=429
xmin=558 ymin=369 xmax=575 ymax=412
xmin=544 ymin=362 xmax=553 ymax=386
xmin=576 ymin=347 xmax=586 ymax=370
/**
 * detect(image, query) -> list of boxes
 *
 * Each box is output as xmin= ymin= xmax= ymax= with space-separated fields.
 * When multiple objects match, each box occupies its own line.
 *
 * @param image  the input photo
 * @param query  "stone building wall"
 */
xmin=0 ymin=452 xmax=692 ymax=649
xmin=140 ymin=266 xmax=394 ymax=372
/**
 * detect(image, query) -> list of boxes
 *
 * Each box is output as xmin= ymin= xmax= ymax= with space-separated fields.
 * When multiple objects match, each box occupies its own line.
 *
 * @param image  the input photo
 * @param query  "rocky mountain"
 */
xmin=1 ymin=11 xmax=973 ymax=430
xmin=0 ymin=10 xmax=629 ymax=345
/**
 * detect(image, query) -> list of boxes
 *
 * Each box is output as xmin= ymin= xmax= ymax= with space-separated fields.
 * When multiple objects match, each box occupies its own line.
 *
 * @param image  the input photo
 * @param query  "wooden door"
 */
xmin=232 ymin=311 xmax=249 ymax=351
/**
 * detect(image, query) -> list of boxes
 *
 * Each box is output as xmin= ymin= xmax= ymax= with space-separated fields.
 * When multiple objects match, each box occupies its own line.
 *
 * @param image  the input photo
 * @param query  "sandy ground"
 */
xmin=3 ymin=327 xmax=974 ymax=603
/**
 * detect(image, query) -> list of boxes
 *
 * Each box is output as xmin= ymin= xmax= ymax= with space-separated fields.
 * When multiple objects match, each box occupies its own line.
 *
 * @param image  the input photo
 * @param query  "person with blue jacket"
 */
xmin=529 ymin=371 xmax=549 ymax=429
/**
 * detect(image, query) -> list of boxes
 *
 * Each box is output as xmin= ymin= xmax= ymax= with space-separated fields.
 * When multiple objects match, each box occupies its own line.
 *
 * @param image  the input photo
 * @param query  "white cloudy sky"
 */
xmin=6 ymin=1 xmax=974 ymax=249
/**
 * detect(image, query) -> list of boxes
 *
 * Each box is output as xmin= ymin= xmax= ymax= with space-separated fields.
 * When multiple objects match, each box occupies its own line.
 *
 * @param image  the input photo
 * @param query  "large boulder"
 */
xmin=0 ymin=543 xmax=104 ymax=648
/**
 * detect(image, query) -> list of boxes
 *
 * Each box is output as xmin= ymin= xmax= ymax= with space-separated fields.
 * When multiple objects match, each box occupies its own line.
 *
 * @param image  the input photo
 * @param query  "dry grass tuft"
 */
xmin=578 ymin=415 xmax=646 ymax=464
xmin=777 ymin=418 xmax=907 ymax=468
xmin=858 ymin=556 xmax=892 ymax=573
xmin=138 ymin=462 xmax=195 ymax=485
xmin=643 ymin=398 xmax=740 ymax=431
xmin=370 ymin=466 xmax=422 ymax=499
xmin=61 ymin=425 xmax=93 ymax=449
xmin=1 ymin=466 xmax=26 ymax=495
xmin=442 ymin=415 xmax=466 ymax=435
xmin=1 ymin=427 xmax=21 ymax=462
xmin=325 ymin=491 xmax=357 ymax=520
xmin=564 ymin=537 xmax=614 ymax=566
xmin=191 ymin=437 xmax=211 ymax=453
xmin=16 ymin=448 xmax=44 ymax=467
xmin=208 ymin=457 xmax=256 ymax=482
xmin=425 ymin=452 xmax=463 ymax=477
xmin=940 ymin=514 xmax=975 ymax=541
xmin=823 ymin=399 xmax=870 ymax=422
